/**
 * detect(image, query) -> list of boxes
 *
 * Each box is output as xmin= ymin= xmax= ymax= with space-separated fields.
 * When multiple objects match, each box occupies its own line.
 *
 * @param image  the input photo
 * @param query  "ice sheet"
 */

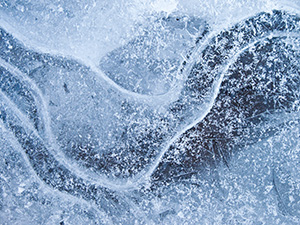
xmin=1 ymin=0 xmax=300 ymax=224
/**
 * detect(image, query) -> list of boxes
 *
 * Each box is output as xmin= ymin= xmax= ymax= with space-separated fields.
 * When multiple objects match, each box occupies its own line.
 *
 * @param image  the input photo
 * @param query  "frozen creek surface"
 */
xmin=1 ymin=1 xmax=300 ymax=224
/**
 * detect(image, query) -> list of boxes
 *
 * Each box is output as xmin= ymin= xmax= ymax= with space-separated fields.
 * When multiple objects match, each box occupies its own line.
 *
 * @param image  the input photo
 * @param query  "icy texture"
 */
xmin=0 ymin=1 xmax=300 ymax=224
xmin=100 ymin=15 xmax=207 ymax=95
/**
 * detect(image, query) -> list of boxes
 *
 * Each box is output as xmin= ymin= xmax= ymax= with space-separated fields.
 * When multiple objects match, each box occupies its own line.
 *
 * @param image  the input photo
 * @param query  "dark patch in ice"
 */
xmin=152 ymin=10 xmax=300 ymax=184
xmin=63 ymin=82 xmax=70 ymax=93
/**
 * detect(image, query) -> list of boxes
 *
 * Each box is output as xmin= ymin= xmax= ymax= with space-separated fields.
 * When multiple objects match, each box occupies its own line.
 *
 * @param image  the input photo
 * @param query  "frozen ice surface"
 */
xmin=1 ymin=0 xmax=300 ymax=224
xmin=99 ymin=15 xmax=207 ymax=95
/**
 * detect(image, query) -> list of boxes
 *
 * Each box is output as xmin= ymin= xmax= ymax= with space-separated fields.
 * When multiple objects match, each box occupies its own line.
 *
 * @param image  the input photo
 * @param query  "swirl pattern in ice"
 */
xmin=0 ymin=9 xmax=300 ymax=224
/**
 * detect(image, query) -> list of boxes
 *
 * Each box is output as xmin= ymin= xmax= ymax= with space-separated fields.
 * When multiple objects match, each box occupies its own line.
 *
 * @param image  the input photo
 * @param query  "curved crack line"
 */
xmin=272 ymin=169 xmax=291 ymax=216
xmin=87 ymin=61 xmax=183 ymax=107
xmin=0 ymin=57 xmax=52 ymax=138
xmin=0 ymin=90 xmax=39 ymax=136
xmin=182 ymin=10 xmax=300 ymax=77
xmin=0 ymin=18 xmax=183 ymax=107
xmin=135 ymin=32 xmax=300 ymax=186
